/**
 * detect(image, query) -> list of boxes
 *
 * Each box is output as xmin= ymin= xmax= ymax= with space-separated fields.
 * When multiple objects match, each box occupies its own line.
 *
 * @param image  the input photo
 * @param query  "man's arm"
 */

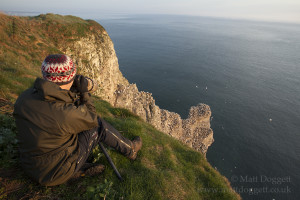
xmin=71 ymin=75 xmax=97 ymax=113
xmin=57 ymin=102 xmax=98 ymax=135
xmin=80 ymin=92 xmax=96 ymax=113
xmin=58 ymin=75 xmax=99 ymax=134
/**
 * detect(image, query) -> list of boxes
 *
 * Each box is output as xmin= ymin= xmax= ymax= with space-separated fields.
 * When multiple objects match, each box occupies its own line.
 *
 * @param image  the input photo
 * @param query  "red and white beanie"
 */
xmin=41 ymin=54 xmax=77 ymax=85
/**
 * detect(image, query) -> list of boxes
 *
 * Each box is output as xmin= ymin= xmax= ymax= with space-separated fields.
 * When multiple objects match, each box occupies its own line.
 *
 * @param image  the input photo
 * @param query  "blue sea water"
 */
xmin=97 ymin=15 xmax=300 ymax=199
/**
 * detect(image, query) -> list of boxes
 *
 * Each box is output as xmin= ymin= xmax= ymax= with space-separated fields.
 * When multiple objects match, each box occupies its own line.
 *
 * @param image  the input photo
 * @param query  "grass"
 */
xmin=0 ymin=12 xmax=240 ymax=200
xmin=0 ymin=99 xmax=239 ymax=199
xmin=0 ymin=13 xmax=105 ymax=100
xmin=0 ymin=50 xmax=37 ymax=100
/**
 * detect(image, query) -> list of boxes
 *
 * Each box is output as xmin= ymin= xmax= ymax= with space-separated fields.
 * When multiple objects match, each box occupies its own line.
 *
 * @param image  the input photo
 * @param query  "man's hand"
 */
xmin=73 ymin=75 xmax=89 ymax=94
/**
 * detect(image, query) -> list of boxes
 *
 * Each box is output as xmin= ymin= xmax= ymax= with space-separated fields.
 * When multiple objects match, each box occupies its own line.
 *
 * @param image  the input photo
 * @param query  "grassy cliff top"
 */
xmin=0 ymin=13 xmax=104 ymax=101
xmin=0 ymin=13 xmax=240 ymax=199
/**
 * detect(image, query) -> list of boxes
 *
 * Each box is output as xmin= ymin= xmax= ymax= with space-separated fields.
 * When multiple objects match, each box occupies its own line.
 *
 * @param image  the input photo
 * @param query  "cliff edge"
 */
xmin=63 ymin=22 xmax=214 ymax=154
xmin=0 ymin=12 xmax=213 ymax=154
xmin=0 ymin=13 xmax=241 ymax=200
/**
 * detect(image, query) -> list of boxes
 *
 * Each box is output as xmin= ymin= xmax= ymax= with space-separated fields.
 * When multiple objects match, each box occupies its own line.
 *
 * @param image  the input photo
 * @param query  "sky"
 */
xmin=1 ymin=0 xmax=300 ymax=23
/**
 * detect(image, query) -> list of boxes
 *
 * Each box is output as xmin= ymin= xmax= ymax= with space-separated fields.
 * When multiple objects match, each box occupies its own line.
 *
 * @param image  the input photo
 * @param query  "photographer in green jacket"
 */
xmin=13 ymin=54 xmax=142 ymax=186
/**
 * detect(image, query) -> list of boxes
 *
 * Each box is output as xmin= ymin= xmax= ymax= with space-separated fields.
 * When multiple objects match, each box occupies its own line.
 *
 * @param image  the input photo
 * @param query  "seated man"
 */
xmin=13 ymin=54 xmax=142 ymax=186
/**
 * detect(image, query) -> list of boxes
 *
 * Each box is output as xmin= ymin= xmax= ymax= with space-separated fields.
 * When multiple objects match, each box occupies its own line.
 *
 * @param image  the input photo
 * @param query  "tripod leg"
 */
xmin=99 ymin=142 xmax=123 ymax=181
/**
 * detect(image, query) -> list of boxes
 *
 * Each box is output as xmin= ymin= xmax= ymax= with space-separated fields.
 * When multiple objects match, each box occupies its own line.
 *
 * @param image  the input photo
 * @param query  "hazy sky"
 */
xmin=1 ymin=0 xmax=300 ymax=23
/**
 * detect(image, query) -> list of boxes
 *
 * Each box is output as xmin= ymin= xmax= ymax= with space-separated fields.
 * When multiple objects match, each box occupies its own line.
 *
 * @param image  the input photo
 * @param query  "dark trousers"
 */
xmin=75 ymin=117 xmax=133 ymax=172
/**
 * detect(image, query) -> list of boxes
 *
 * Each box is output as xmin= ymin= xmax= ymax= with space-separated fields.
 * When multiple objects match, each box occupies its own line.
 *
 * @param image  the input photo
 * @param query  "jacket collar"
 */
xmin=34 ymin=78 xmax=76 ymax=103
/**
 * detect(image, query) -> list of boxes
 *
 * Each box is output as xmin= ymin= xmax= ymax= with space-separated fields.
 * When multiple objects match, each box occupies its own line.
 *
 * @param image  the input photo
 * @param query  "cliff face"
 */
xmin=63 ymin=29 xmax=214 ymax=154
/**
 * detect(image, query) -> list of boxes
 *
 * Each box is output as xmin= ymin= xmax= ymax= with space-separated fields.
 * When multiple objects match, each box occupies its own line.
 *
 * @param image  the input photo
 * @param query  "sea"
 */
xmin=97 ymin=15 xmax=300 ymax=200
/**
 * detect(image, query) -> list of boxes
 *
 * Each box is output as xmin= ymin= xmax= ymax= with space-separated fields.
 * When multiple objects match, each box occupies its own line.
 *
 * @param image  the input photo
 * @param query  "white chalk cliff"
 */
xmin=63 ymin=25 xmax=214 ymax=155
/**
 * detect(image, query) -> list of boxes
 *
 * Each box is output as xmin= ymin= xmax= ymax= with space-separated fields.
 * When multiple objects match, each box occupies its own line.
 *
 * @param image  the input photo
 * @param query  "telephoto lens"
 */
xmin=85 ymin=77 xmax=98 ymax=93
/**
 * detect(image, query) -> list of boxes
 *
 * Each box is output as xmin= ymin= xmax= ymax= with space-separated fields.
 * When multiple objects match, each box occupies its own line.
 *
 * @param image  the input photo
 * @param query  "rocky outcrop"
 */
xmin=113 ymin=84 xmax=214 ymax=154
xmin=63 ymin=26 xmax=214 ymax=155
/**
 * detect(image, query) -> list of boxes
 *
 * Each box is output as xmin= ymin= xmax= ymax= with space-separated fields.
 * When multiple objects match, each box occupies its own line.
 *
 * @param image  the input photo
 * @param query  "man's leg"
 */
xmin=97 ymin=117 xmax=142 ymax=160
xmin=74 ymin=117 xmax=142 ymax=173
xmin=75 ymin=127 xmax=101 ymax=173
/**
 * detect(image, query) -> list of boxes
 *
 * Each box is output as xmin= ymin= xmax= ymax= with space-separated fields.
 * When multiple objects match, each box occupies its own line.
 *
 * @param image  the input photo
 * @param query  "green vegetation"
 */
xmin=0 ymin=13 xmax=104 ymax=99
xmin=0 ymin=100 xmax=239 ymax=199
xmin=0 ymin=13 xmax=240 ymax=199
xmin=31 ymin=13 xmax=89 ymax=24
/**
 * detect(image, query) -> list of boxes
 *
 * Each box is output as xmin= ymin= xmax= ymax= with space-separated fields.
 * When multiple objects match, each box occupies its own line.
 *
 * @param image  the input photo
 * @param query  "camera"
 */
xmin=71 ymin=75 xmax=98 ymax=94
xmin=85 ymin=77 xmax=98 ymax=93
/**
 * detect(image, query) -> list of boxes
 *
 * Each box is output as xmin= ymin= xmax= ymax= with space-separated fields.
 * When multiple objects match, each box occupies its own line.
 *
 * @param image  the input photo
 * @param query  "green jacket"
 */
xmin=13 ymin=78 xmax=98 ymax=186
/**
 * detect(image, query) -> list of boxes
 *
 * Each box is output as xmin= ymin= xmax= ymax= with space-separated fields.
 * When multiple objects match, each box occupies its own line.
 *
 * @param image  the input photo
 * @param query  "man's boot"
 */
xmin=84 ymin=163 xmax=105 ymax=176
xmin=128 ymin=136 xmax=143 ymax=160
xmin=69 ymin=163 xmax=105 ymax=182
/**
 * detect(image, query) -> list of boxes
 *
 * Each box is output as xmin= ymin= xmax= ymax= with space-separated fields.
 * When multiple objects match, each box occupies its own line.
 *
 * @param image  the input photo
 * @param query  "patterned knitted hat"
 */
xmin=41 ymin=54 xmax=76 ymax=85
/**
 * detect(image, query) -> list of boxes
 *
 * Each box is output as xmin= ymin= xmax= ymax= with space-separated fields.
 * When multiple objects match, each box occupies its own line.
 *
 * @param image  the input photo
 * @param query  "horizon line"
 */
xmin=1 ymin=10 xmax=299 ymax=26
